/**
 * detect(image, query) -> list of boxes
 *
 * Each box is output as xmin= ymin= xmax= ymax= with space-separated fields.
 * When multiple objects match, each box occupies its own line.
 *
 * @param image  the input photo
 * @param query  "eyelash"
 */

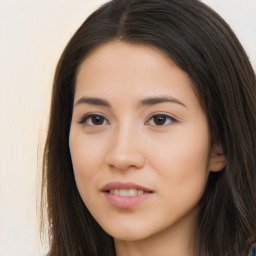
xmin=146 ymin=114 xmax=177 ymax=126
xmin=79 ymin=113 xmax=177 ymax=127
xmin=79 ymin=114 xmax=110 ymax=126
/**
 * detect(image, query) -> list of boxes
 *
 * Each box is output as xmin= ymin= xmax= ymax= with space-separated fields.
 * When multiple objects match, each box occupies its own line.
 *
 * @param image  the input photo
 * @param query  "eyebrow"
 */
xmin=75 ymin=97 xmax=111 ymax=108
xmin=137 ymin=96 xmax=187 ymax=108
xmin=74 ymin=96 xmax=187 ymax=109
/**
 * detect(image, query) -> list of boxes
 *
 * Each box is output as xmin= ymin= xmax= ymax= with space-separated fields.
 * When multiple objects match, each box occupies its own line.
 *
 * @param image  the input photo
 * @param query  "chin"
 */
xmin=111 ymin=231 xmax=151 ymax=242
xmin=101 ymin=222 xmax=153 ymax=242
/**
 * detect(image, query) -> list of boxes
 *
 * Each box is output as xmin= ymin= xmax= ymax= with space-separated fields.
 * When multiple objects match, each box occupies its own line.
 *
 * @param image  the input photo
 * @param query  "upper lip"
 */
xmin=101 ymin=182 xmax=154 ymax=193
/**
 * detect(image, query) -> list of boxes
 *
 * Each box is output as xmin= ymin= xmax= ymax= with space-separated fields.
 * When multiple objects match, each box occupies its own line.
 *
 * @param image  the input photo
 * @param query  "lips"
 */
xmin=101 ymin=182 xmax=154 ymax=208
xmin=101 ymin=181 xmax=153 ymax=193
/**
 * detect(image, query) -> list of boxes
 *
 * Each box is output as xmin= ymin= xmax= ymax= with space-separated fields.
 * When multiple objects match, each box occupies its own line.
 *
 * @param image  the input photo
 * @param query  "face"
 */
xmin=69 ymin=41 xmax=215 ymax=242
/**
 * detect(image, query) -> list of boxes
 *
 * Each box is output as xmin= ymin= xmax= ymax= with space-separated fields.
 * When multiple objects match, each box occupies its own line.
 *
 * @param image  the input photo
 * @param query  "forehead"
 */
xmin=75 ymin=41 xmax=175 ymax=84
xmin=74 ymin=41 xmax=199 ymax=110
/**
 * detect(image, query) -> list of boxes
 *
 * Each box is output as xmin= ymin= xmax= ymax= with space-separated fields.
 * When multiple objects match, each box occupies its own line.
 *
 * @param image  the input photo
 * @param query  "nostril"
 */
xmin=105 ymin=152 xmax=145 ymax=171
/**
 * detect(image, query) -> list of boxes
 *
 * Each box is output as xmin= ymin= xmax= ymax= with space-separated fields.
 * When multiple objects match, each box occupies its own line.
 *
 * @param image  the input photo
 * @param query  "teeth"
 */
xmin=120 ymin=189 xmax=129 ymax=196
xmin=129 ymin=189 xmax=137 ymax=196
xmin=109 ymin=188 xmax=145 ymax=196
xmin=137 ymin=190 xmax=143 ymax=195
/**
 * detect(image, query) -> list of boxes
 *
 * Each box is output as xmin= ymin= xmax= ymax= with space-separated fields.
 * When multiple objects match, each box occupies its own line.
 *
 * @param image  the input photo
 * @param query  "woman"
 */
xmin=41 ymin=0 xmax=256 ymax=255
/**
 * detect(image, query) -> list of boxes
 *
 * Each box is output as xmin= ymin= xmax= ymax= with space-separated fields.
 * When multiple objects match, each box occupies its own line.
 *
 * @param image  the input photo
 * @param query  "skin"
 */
xmin=69 ymin=41 xmax=225 ymax=256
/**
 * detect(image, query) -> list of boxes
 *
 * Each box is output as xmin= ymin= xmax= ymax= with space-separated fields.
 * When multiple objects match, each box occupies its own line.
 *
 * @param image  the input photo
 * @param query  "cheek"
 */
xmin=69 ymin=130 xmax=106 ymax=196
xmin=171 ymin=136 xmax=209 ymax=179
xmin=147 ymin=123 xmax=210 ymax=196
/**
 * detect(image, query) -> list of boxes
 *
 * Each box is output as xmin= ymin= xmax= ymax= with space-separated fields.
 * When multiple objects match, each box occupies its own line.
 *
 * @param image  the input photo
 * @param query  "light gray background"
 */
xmin=0 ymin=0 xmax=255 ymax=255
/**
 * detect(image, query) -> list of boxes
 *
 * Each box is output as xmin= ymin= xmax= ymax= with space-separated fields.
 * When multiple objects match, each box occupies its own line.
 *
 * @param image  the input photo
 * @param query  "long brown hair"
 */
xmin=41 ymin=0 xmax=256 ymax=255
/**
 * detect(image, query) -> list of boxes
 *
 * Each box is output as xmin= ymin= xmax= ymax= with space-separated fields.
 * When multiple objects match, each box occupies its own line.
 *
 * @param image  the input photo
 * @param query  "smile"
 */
xmin=101 ymin=182 xmax=154 ymax=208
xmin=109 ymin=188 xmax=146 ymax=196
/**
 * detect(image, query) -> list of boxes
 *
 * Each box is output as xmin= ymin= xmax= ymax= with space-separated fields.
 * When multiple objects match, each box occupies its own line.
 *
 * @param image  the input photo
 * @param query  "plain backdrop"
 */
xmin=0 ymin=0 xmax=255 ymax=255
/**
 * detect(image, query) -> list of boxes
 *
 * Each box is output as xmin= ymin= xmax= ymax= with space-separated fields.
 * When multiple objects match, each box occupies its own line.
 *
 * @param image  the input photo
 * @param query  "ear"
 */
xmin=208 ymin=143 xmax=226 ymax=172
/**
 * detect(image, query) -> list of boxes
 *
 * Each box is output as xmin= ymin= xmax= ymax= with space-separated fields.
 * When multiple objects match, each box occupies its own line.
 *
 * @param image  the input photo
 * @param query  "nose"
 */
xmin=105 ymin=125 xmax=145 ymax=171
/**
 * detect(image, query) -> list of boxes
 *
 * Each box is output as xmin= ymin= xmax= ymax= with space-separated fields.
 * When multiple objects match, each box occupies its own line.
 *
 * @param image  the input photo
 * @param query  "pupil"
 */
xmin=154 ymin=115 xmax=166 ymax=125
xmin=92 ymin=115 xmax=104 ymax=125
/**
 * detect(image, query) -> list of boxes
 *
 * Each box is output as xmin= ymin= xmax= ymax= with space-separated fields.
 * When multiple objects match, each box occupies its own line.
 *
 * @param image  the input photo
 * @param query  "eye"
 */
xmin=79 ymin=114 xmax=110 ymax=126
xmin=146 ymin=114 xmax=177 ymax=126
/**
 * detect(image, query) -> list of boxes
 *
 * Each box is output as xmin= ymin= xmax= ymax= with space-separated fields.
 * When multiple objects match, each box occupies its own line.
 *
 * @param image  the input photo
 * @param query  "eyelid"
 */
xmin=145 ymin=113 xmax=178 ymax=126
xmin=78 ymin=112 xmax=178 ymax=127
xmin=79 ymin=113 xmax=110 ymax=125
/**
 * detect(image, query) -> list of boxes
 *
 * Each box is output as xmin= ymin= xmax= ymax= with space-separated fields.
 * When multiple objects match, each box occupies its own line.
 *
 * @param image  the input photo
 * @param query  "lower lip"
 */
xmin=103 ymin=192 xmax=153 ymax=208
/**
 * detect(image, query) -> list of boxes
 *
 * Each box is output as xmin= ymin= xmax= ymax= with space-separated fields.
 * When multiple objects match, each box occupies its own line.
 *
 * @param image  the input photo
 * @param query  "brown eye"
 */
xmin=147 ymin=114 xmax=176 ymax=126
xmin=153 ymin=115 xmax=167 ymax=125
xmin=80 ymin=114 xmax=109 ymax=126
xmin=91 ymin=115 xmax=105 ymax=125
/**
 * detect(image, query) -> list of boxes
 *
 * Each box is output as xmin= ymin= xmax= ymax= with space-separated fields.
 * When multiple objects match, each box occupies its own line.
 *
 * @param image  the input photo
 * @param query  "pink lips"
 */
xmin=101 ymin=182 xmax=154 ymax=208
